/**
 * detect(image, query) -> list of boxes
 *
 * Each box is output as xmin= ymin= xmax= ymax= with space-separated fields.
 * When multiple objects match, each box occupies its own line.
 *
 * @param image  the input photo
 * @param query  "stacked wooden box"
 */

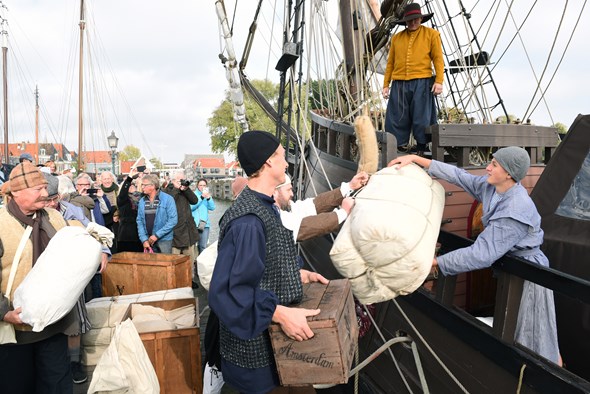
xmin=102 ymin=252 xmax=191 ymax=296
xmin=123 ymin=298 xmax=202 ymax=394
xmin=269 ymin=279 xmax=358 ymax=386
xmin=82 ymin=287 xmax=195 ymax=366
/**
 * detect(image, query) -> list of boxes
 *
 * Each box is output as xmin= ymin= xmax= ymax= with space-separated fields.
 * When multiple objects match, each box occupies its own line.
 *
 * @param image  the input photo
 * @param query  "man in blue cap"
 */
xmin=208 ymin=131 xmax=328 ymax=393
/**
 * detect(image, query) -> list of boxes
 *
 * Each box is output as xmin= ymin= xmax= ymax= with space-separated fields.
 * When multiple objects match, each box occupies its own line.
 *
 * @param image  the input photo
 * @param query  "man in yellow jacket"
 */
xmin=382 ymin=2 xmax=444 ymax=156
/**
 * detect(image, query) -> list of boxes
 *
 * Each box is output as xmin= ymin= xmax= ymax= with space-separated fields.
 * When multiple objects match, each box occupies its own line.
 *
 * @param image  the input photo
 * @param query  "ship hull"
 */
xmin=300 ymin=115 xmax=590 ymax=393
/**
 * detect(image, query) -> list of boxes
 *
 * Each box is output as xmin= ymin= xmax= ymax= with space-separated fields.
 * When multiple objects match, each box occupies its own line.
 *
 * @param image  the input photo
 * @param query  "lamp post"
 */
xmin=107 ymin=130 xmax=119 ymax=174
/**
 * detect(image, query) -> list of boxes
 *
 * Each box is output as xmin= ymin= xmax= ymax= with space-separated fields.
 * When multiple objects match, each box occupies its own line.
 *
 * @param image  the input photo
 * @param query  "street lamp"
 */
xmin=107 ymin=130 xmax=119 ymax=174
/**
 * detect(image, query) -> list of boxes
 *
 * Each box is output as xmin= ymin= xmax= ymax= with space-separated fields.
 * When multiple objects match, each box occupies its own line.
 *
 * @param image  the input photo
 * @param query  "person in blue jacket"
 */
xmin=191 ymin=178 xmax=216 ymax=253
xmin=136 ymin=174 xmax=177 ymax=253
xmin=389 ymin=146 xmax=561 ymax=366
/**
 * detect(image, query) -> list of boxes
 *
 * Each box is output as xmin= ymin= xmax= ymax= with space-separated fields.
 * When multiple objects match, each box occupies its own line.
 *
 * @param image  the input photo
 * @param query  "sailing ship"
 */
xmin=216 ymin=0 xmax=590 ymax=392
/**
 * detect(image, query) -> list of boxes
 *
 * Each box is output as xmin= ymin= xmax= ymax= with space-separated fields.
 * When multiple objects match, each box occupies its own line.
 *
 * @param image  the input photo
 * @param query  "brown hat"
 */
xmin=9 ymin=162 xmax=48 ymax=192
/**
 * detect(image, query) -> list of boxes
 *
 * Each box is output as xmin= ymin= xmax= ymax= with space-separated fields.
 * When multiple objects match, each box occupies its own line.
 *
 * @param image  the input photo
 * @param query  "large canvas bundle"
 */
xmin=13 ymin=226 xmax=101 ymax=331
xmin=330 ymin=164 xmax=445 ymax=304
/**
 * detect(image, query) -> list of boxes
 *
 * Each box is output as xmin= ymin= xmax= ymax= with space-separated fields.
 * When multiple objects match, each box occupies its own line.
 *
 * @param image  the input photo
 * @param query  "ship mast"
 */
xmin=1 ymin=7 xmax=8 ymax=163
xmin=35 ymin=85 xmax=39 ymax=163
xmin=77 ymin=0 xmax=85 ymax=171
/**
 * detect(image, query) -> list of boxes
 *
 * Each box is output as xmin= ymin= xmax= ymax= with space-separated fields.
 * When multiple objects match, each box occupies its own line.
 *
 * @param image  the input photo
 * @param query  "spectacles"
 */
xmin=77 ymin=183 xmax=90 ymax=187
xmin=141 ymin=183 xmax=154 ymax=187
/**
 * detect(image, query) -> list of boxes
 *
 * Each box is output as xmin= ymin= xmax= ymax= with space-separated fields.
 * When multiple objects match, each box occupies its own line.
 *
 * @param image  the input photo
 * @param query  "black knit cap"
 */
xmin=237 ymin=131 xmax=280 ymax=176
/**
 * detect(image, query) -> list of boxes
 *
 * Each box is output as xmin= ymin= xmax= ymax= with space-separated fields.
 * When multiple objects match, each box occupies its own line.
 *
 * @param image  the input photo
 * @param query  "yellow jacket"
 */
xmin=383 ymin=25 xmax=444 ymax=88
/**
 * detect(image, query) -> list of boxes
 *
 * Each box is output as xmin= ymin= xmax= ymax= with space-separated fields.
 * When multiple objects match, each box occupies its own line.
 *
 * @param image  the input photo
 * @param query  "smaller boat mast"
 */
xmin=35 ymin=85 xmax=39 ymax=163
xmin=1 ymin=4 xmax=8 ymax=163
xmin=77 ymin=0 xmax=85 ymax=171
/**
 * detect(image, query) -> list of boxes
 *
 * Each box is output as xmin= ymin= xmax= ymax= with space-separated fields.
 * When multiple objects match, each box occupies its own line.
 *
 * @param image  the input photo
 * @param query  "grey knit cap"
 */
xmin=43 ymin=173 xmax=59 ymax=197
xmin=492 ymin=146 xmax=530 ymax=183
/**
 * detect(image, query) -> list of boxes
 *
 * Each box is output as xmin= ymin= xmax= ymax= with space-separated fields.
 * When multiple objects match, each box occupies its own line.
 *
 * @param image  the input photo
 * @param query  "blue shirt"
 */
xmin=208 ymin=190 xmax=281 ymax=393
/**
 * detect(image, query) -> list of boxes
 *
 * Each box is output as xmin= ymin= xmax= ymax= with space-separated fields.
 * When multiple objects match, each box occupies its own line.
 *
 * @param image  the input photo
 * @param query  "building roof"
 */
xmin=193 ymin=157 xmax=225 ymax=169
xmin=1 ymin=142 xmax=74 ymax=163
xmin=81 ymin=151 xmax=112 ymax=164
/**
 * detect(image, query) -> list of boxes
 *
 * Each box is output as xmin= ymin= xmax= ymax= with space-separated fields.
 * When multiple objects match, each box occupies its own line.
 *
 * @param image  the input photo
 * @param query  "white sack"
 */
xmin=88 ymin=319 xmax=159 ymax=394
xmin=330 ymin=164 xmax=445 ymax=304
xmin=197 ymin=241 xmax=218 ymax=290
xmin=14 ymin=226 xmax=102 ymax=331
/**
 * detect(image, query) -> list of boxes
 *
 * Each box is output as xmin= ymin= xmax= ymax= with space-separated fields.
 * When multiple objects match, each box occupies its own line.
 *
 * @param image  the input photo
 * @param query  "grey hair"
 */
xmin=57 ymin=175 xmax=76 ymax=195
xmin=75 ymin=173 xmax=92 ymax=185
xmin=100 ymin=171 xmax=117 ymax=183
xmin=143 ymin=174 xmax=160 ymax=189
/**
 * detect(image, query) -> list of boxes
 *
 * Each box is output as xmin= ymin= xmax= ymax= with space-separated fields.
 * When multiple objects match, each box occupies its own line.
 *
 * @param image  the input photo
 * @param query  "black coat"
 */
xmin=116 ymin=176 xmax=141 ymax=244
xmin=165 ymin=185 xmax=199 ymax=248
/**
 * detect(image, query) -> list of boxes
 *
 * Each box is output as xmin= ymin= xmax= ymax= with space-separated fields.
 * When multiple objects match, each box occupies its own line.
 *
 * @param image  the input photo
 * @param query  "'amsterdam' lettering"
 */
xmin=278 ymin=342 xmax=334 ymax=369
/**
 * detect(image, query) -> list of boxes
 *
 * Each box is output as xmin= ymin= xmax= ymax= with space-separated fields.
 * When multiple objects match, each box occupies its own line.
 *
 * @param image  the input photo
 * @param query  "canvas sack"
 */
xmin=13 ymin=226 xmax=102 ymax=331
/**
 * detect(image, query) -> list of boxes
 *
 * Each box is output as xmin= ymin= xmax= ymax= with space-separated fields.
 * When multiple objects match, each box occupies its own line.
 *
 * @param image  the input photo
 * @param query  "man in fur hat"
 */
xmin=0 ymin=163 xmax=83 ymax=392
xmin=208 ymin=131 xmax=328 ymax=393
xmin=382 ymin=2 xmax=444 ymax=156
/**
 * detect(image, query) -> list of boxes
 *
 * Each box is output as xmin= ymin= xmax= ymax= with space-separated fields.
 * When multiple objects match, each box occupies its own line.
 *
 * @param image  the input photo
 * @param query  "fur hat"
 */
xmin=237 ymin=131 xmax=281 ymax=176
xmin=492 ymin=146 xmax=530 ymax=183
xmin=9 ymin=162 xmax=47 ymax=192
xmin=395 ymin=3 xmax=434 ymax=25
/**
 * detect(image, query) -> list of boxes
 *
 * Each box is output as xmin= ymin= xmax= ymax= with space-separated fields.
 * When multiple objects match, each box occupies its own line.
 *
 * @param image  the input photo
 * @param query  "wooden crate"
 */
xmin=269 ymin=279 xmax=358 ymax=386
xmin=103 ymin=252 xmax=191 ymax=296
xmin=124 ymin=298 xmax=202 ymax=394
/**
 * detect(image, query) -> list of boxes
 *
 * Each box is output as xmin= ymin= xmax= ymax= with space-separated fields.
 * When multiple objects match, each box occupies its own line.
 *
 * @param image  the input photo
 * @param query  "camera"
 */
xmin=87 ymin=188 xmax=98 ymax=196
xmin=202 ymin=187 xmax=209 ymax=194
xmin=180 ymin=179 xmax=191 ymax=187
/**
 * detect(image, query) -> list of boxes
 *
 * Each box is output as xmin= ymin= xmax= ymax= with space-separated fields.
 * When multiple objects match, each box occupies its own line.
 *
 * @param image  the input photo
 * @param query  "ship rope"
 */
xmin=516 ymin=363 xmax=527 ymax=394
xmin=391 ymin=298 xmax=470 ymax=393
xmin=302 ymin=248 xmax=416 ymax=392
xmin=519 ymin=0 xmax=564 ymax=124
xmin=523 ymin=0 xmax=587 ymax=122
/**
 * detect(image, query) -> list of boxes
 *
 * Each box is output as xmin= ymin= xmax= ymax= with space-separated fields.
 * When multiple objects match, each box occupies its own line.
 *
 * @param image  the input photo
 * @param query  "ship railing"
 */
xmin=426 ymin=123 xmax=560 ymax=167
xmin=309 ymin=111 xmax=397 ymax=170
xmin=434 ymin=230 xmax=590 ymax=344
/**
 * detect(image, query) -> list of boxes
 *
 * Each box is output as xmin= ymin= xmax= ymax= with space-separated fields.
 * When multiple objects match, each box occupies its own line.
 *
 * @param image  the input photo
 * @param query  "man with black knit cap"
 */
xmin=208 ymin=130 xmax=328 ymax=393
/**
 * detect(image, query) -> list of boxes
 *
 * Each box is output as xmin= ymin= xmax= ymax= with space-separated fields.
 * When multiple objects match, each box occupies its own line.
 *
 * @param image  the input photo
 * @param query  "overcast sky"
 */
xmin=3 ymin=1 xmax=589 ymax=164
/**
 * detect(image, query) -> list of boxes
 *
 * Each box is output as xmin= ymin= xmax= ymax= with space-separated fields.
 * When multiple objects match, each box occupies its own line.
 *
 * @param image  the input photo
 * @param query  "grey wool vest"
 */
xmin=217 ymin=186 xmax=303 ymax=368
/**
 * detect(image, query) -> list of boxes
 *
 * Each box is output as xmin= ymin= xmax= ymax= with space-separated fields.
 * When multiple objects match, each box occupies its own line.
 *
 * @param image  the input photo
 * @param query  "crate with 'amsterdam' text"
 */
xmin=269 ymin=279 xmax=358 ymax=386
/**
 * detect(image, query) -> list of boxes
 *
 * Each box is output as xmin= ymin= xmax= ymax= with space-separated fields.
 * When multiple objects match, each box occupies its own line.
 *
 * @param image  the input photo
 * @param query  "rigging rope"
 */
xmin=526 ymin=0 xmax=587 ymax=121
xmin=520 ymin=0 xmax=568 ymax=123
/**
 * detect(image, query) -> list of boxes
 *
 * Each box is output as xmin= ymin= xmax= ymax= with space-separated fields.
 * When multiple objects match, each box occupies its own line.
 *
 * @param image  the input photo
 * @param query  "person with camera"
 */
xmin=191 ymin=178 xmax=216 ymax=254
xmin=68 ymin=173 xmax=113 ymax=304
xmin=137 ymin=174 xmax=177 ymax=254
xmin=165 ymin=171 xmax=200 ymax=286
xmin=69 ymin=173 xmax=112 ymax=227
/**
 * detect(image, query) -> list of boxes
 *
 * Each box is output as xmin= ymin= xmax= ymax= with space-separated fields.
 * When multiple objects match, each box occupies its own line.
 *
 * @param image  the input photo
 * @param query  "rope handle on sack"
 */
xmin=144 ymin=246 xmax=154 ymax=253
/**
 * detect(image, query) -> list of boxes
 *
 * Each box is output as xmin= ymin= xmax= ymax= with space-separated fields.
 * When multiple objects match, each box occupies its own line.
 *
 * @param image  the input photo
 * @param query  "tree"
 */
xmin=552 ymin=122 xmax=568 ymax=135
xmin=149 ymin=157 xmax=163 ymax=169
xmin=207 ymin=79 xmax=279 ymax=156
xmin=118 ymin=145 xmax=141 ymax=161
